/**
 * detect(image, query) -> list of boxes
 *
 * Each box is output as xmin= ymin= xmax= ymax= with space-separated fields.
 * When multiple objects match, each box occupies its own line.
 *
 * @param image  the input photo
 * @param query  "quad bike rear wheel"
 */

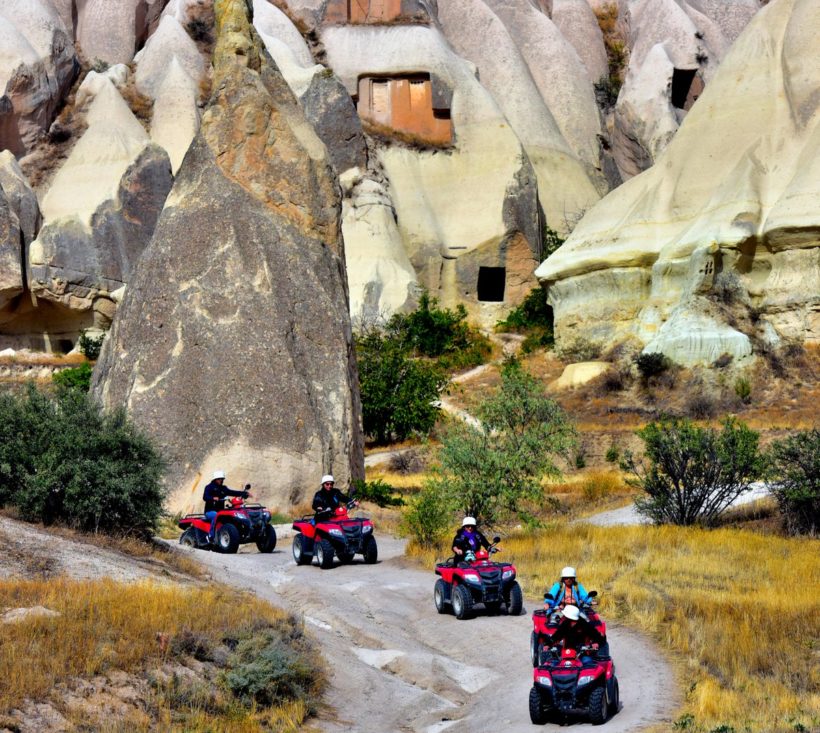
xmin=434 ymin=579 xmax=449 ymax=614
xmin=256 ymin=525 xmax=277 ymax=553
xmin=530 ymin=630 xmax=542 ymax=667
xmin=588 ymin=685 xmax=609 ymax=724
xmin=452 ymin=584 xmax=474 ymax=620
xmin=216 ymin=524 xmax=240 ymax=554
xmin=179 ymin=528 xmax=198 ymax=548
xmin=529 ymin=686 xmax=549 ymax=725
xmin=506 ymin=581 xmax=523 ymax=616
xmin=315 ymin=538 xmax=335 ymax=569
xmin=363 ymin=535 xmax=378 ymax=564
xmin=292 ymin=534 xmax=312 ymax=565
xmin=337 ymin=550 xmax=354 ymax=564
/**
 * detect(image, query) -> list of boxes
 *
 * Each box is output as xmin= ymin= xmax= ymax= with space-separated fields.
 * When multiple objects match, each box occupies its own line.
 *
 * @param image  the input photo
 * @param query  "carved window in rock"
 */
xmin=477 ymin=267 xmax=506 ymax=303
xmin=356 ymin=74 xmax=453 ymax=145
xmin=671 ymin=68 xmax=704 ymax=111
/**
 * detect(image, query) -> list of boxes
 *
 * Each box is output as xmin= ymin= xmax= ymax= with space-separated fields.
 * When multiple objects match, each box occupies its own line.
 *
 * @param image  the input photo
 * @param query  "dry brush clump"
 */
xmin=501 ymin=524 xmax=820 ymax=733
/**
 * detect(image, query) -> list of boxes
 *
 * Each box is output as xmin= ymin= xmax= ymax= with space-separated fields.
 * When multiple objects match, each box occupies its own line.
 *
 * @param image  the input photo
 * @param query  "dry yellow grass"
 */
xmin=427 ymin=524 xmax=818 ymax=732
xmin=0 ymin=578 xmax=320 ymax=731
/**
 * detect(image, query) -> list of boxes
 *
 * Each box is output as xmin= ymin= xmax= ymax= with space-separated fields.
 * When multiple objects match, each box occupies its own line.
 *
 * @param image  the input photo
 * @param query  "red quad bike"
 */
xmin=530 ymin=591 xmax=607 ymax=667
xmin=529 ymin=645 xmax=619 ymax=725
xmin=433 ymin=537 xmax=523 ymax=620
xmin=291 ymin=500 xmax=377 ymax=569
xmin=178 ymin=493 xmax=277 ymax=554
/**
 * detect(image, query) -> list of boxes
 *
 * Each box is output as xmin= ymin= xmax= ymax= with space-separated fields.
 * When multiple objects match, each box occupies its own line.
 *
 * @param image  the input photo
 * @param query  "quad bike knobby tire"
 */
xmin=506 ymin=581 xmax=524 ymax=616
xmin=452 ymin=584 xmax=474 ymax=620
xmin=363 ymin=535 xmax=378 ymax=564
xmin=315 ymin=538 xmax=335 ymax=569
xmin=588 ymin=685 xmax=609 ymax=724
xmin=530 ymin=630 xmax=542 ymax=667
xmin=608 ymin=676 xmax=620 ymax=716
xmin=179 ymin=528 xmax=198 ymax=548
xmin=256 ymin=525 xmax=277 ymax=553
xmin=337 ymin=550 xmax=354 ymax=564
xmin=292 ymin=534 xmax=312 ymax=565
xmin=529 ymin=686 xmax=549 ymax=725
xmin=434 ymin=579 xmax=449 ymax=614
xmin=216 ymin=523 xmax=240 ymax=554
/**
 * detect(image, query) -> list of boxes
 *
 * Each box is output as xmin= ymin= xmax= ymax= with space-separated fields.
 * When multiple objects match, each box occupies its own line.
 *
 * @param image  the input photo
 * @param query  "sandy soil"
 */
xmin=183 ymin=528 xmax=679 ymax=733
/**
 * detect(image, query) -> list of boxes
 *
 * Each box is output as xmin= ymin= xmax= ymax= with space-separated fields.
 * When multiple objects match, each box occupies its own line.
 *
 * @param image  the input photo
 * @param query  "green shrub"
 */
xmin=605 ymin=443 xmax=620 ymax=463
xmin=543 ymin=226 xmax=565 ymax=259
xmin=78 ymin=330 xmax=104 ymax=361
xmin=734 ymin=376 xmax=752 ymax=404
xmin=52 ymin=362 xmax=93 ymax=392
xmin=387 ymin=291 xmax=472 ymax=358
xmin=351 ymin=478 xmax=404 ymax=507
xmin=635 ymin=352 xmax=670 ymax=381
xmin=767 ymin=429 xmax=820 ymax=535
xmin=557 ymin=338 xmax=602 ymax=362
xmin=401 ymin=483 xmax=455 ymax=548
xmin=0 ymin=384 xmax=166 ymax=535
xmin=496 ymin=288 xmax=553 ymax=335
xmin=625 ymin=417 xmax=764 ymax=526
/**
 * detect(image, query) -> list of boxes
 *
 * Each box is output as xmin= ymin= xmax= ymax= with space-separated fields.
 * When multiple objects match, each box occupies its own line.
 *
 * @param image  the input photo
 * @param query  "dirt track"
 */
xmin=183 ymin=531 xmax=679 ymax=733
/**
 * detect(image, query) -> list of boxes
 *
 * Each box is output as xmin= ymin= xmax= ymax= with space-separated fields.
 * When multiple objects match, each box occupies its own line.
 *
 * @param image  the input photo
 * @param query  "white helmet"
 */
xmin=561 ymin=566 xmax=576 ymax=579
xmin=462 ymin=516 xmax=477 ymax=527
xmin=562 ymin=605 xmax=580 ymax=621
xmin=321 ymin=474 xmax=335 ymax=484
xmin=212 ymin=470 xmax=226 ymax=480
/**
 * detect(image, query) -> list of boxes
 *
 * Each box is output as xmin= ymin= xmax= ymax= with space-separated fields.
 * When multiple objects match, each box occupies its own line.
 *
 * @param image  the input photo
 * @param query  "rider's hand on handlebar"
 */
xmin=453 ymin=547 xmax=463 ymax=555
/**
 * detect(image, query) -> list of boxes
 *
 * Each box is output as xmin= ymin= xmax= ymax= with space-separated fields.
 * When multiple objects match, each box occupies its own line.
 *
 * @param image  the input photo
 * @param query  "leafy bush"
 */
xmin=635 ymin=352 xmax=670 ymax=381
xmin=356 ymin=331 xmax=448 ymax=444
xmin=427 ymin=360 xmax=576 ymax=527
xmin=605 ymin=443 xmax=620 ymax=463
xmin=543 ymin=226 xmax=565 ymax=259
xmin=78 ymin=330 xmax=104 ymax=361
xmin=624 ymin=417 xmax=764 ymax=526
xmin=557 ymin=338 xmax=603 ymax=362
xmin=0 ymin=384 xmax=166 ymax=535
xmin=734 ymin=376 xmax=752 ymax=404
xmin=767 ymin=429 xmax=820 ymax=535
xmin=401 ymin=484 xmax=455 ymax=548
xmin=52 ymin=362 xmax=93 ymax=392
xmin=495 ymin=287 xmax=554 ymax=353
xmin=351 ymin=478 xmax=404 ymax=507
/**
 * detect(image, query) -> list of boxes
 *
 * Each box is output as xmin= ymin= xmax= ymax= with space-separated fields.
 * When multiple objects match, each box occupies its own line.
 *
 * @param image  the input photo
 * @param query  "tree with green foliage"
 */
xmin=52 ymin=362 xmax=93 ymax=392
xmin=426 ymin=360 xmax=576 ymax=528
xmin=0 ymin=384 xmax=166 ymax=535
xmin=767 ymin=428 xmax=820 ymax=535
xmin=356 ymin=331 xmax=448 ymax=444
xmin=625 ymin=417 xmax=764 ymax=526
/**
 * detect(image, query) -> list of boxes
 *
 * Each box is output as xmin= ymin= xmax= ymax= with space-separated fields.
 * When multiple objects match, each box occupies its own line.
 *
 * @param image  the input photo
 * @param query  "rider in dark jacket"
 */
xmin=202 ymin=470 xmax=249 ymax=542
xmin=549 ymin=605 xmax=608 ymax=659
xmin=312 ymin=474 xmax=356 ymax=517
xmin=451 ymin=517 xmax=491 ymax=560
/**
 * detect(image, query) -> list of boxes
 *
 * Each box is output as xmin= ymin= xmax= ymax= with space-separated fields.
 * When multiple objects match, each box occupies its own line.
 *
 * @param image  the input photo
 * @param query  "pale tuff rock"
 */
xmin=551 ymin=361 xmax=612 ymax=390
xmin=0 ymin=151 xmax=39 ymax=308
xmin=323 ymin=23 xmax=542 ymax=325
xmin=93 ymin=0 xmax=363 ymax=512
xmin=0 ymin=0 xmax=78 ymax=155
xmin=150 ymin=57 xmax=200 ymax=173
xmin=342 ymin=173 xmax=419 ymax=325
xmin=537 ymin=0 xmax=820 ymax=363
xmin=0 ymin=150 xmax=40 ymax=247
xmin=551 ymin=0 xmax=609 ymax=83
xmin=435 ymin=0 xmax=602 ymax=234
xmin=0 ymin=184 xmax=24 ymax=310
xmin=134 ymin=14 xmax=205 ymax=98
xmin=75 ymin=0 xmax=166 ymax=65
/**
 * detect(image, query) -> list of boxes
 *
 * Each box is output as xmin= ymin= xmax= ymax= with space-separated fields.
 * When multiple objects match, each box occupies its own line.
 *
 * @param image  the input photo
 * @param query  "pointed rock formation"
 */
xmin=93 ymin=0 xmax=364 ymax=513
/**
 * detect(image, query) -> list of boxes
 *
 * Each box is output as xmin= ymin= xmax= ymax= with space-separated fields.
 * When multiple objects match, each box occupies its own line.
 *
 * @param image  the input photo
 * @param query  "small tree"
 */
xmin=431 ymin=360 xmax=576 ymax=527
xmin=401 ymin=484 xmax=455 ymax=548
xmin=768 ymin=429 xmax=820 ymax=535
xmin=625 ymin=417 xmax=763 ymax=526
xmin=356 ymin=331 xmax=447 ymax=444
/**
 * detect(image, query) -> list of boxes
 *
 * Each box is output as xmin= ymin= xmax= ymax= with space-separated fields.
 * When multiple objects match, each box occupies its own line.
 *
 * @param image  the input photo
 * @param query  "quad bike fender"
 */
xmin=292 ymin=521 xmax=317 ymax=540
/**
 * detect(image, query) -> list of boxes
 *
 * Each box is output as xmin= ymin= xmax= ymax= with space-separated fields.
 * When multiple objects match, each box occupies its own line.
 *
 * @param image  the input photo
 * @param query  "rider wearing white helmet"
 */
xmin=202 ymin=470 xmax=250 ymax=543
xmin=311 ymin=474 xmax=357 ymax=518
xmin=451 ymin=516 xmax=492 ymax=562
xmin=544 ymin=565 xmax=592 ymax=613
xmin=549 ymin=602 xmax=606 ymax=657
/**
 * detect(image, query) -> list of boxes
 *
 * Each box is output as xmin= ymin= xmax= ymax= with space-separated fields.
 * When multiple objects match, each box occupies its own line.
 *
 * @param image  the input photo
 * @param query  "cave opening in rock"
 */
xmin=477 ymin=267 xmax=506 ymax=302
xmin=671 ymin=68 xmax=701 ymax=110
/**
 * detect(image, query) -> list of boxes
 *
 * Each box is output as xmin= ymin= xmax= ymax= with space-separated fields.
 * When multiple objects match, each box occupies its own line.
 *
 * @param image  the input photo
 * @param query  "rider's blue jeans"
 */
xmin=205 ymin=510 xmax=218 ymax=540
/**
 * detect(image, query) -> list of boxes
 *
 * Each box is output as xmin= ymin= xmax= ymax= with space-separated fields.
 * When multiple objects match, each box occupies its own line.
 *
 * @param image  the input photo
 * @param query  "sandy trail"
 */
xmin=184 ymin=530 xmax=678 ymax=733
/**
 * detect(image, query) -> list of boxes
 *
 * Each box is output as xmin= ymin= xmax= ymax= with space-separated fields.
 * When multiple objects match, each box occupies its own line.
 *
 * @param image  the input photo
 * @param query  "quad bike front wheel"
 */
xmin=608 ymin=676 xmax=620 ymax=716
xmin=292 ymin=534 xmax=312 ymax=565
xmin=588 ymin=685 xmax=609 ymax=724
xmin=315 ymin=538 xmax=335 ymax=569
xmin=506 ymin=581 xmax=524 ymax=616
xmin=363 ymin=535 xmax=378 ymax=564
xmin=337 ymin=550 xmax=354 ymax=564
xmin=530 ymin=630 xmax=542 ymax=667
xmin=452 ymin=584 xmax=474 ymax=620
xmin=529 ymin=686 xmax=549 ymax=725
xmin=216 ymin=524 xmax=240 ymax=554
xmin=179 ymin=528 xmax=198 ymax=548
xmin=256 ymin=525 xmax=277 ymax=553
xmin=434 ymin=579 xmax=449 ymax=614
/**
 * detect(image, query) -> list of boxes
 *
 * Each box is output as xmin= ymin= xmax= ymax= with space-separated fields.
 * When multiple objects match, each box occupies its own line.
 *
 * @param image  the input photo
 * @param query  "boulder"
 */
xmin=93 ymin=0 xmax=363 ymax=513
xmin=536 ymin=0 xmax=820 ymax=362
xmin=551 ymin=361 xmax=611 ymax=389
xmin=0 ymin=0 xmax=78 ymax=155
xmin=134 ymin=15 xmax=205 ymax=99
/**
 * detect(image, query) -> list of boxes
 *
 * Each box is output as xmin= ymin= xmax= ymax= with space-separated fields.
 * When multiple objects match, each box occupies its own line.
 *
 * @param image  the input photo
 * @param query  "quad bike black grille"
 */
xmin=552 ymin=672 xmax=578 ymax=709
xmin=343 ymin=524 xmax=363 ymax=550
xmin=479 ymin=568 xmax=502 ymax=602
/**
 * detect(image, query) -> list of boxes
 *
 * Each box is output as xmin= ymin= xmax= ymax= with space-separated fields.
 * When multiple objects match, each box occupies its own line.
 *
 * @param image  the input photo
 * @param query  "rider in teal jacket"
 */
xmin=544 ymin=566 xmax=591 ymax=612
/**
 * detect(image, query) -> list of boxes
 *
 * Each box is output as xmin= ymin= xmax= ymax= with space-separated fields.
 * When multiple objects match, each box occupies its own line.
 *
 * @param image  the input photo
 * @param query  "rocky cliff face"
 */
xmin=92 ymin=0 xmax=363 ymax=512
xmin=537 ymin=0 xmax=819 ymax=365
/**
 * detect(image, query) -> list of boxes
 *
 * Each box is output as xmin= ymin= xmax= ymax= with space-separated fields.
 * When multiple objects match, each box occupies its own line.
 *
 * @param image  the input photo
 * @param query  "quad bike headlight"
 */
xmin=263 ymin=511 xmax=270 ymax=520
xmin=536 ymin=675 xmax=553 ymax=687
xmin=329 ymin=528 xmax=344 ymax=537
xmin=362 ymin=525 xmax=372 ymax=532
xmin=577 ymin=673 xmax=596 ymax=687
xmin=502 ymin=569 xmax=515 ymax=580
xmin=463 ymin=572 xmax=481 ymax=583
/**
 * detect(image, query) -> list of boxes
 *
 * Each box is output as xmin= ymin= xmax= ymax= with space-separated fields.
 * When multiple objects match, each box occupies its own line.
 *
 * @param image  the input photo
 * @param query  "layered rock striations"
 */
xmin=93 ymin=0 xmax=363 ymax=512
xmin=536 ymin=0 xmax=820 ymax=365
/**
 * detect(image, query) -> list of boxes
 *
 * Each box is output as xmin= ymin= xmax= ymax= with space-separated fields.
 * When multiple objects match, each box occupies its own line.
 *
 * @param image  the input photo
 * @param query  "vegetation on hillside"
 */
xmin=496 ymin=286 xmax=555 ymax=353
xmin=0 ymin=578 xmax=323 ymax=732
